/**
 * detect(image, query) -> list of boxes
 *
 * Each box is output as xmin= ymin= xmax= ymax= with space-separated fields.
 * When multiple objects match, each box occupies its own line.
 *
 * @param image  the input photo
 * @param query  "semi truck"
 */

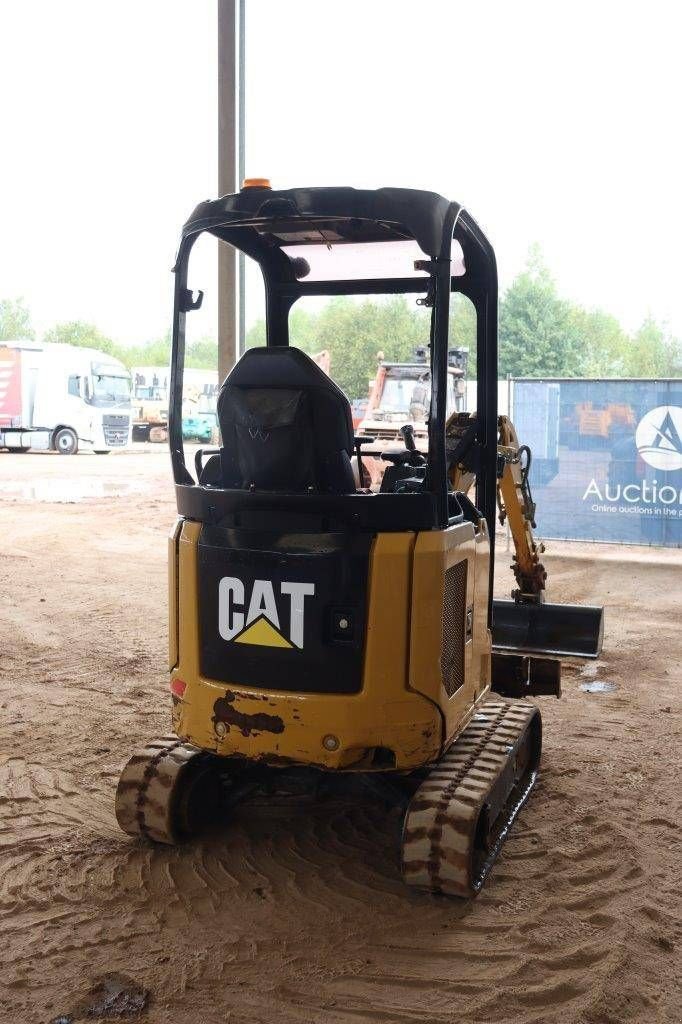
xmin=0 ymin=341 xmax=132 ymax=454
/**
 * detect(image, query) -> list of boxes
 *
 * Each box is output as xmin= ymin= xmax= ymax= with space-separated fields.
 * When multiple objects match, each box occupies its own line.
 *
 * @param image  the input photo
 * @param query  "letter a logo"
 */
xmin=635 ymin=406 xmax=682 ymax=471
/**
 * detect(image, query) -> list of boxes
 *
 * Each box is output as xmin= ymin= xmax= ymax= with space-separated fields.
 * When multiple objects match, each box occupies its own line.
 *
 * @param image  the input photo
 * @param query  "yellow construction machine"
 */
xmin=115 ymin=184 xmax=603 ymax=897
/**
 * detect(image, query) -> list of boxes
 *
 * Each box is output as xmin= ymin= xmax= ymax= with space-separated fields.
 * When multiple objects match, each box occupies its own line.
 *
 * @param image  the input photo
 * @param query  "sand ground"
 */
xmin=1 ymin=449 xmax=680 ymax=1024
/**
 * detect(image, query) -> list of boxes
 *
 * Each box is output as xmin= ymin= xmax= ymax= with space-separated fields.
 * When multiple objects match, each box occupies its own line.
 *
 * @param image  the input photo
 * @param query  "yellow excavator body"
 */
xmin=169 ymin=518 xmax=492 ymax=771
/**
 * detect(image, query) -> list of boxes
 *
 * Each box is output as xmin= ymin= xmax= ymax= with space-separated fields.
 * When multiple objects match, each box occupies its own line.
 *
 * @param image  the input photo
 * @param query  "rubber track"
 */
xmin=115 ymin=735 xmax=204 ymax=844
xmin=401 ymin=697 xmax=540 ymax=897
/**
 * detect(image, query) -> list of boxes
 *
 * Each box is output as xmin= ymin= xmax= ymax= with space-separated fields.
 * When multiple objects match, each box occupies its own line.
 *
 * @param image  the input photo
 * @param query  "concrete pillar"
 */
xmin=217 ymin=0 xmax=237 ymax=382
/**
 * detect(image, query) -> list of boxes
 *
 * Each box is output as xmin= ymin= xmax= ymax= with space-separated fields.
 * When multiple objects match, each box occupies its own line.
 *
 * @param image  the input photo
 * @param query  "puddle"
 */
xmin=580 ymin=681 xmax=618 ymax=694
xmin=0 ymin=478 xmax=148 ymax=502
xmin=580 ymin=661 xmax=606 ymax=679
xmin=51 ymin=972 xmax=149 ymax=1022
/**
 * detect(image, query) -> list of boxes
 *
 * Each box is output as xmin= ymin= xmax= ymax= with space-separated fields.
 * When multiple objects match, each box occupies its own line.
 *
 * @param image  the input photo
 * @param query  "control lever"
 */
xmin=354 ymin=435 xmax=376 ymax=488
xmin=400 ymin=423 xmax=417 ymax=451
xmin=398 ymin=424 xmax=426 ymax=466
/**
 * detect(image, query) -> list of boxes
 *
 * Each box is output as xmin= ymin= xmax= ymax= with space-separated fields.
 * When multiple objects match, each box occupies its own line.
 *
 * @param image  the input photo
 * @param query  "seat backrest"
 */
xmin=217 ymin=346 xmax=356 ymax=493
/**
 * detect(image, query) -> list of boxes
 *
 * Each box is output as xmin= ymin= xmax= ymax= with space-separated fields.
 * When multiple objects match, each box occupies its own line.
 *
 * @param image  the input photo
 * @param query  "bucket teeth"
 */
xmin=401 ymin=698 xmax=542 ymax=897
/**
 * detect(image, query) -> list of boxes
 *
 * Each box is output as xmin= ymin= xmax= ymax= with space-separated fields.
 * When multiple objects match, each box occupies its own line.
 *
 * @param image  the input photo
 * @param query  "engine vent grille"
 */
xmin=441 ymin=560 xmax=467 ymax=696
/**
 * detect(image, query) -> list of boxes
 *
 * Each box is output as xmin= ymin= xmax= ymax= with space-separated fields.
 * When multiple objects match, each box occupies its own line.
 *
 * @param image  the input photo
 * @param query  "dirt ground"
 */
xmin=1 ymin=448 xmax=680 ymax=1024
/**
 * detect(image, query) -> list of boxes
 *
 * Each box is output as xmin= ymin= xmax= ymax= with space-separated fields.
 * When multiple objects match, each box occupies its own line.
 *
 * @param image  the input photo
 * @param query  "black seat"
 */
xmin=217 ymin=346 xmax=356 ymax=493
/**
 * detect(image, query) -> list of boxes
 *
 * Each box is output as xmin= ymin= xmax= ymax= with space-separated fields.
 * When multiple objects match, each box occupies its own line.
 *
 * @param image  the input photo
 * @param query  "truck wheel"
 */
xmin=54 ymin=428 xmax=78 ymax=455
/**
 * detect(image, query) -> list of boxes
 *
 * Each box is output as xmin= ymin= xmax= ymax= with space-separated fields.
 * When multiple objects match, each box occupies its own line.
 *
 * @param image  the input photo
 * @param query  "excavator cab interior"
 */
xmin=171 ymin=186 xmax=499 ymax=545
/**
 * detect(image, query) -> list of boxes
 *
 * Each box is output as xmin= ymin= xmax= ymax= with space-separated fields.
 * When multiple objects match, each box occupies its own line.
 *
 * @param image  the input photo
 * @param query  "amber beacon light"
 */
xmin=241 ymin=177 xmax=272 ymax=190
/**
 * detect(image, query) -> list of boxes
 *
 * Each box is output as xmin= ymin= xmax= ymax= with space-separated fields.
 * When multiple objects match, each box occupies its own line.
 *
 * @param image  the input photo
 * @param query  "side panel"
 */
xmin=171 ymin=525 xmax=442 ymax=770
xmin=168 ymin=517 xmax=183 ymax=670
xmin=472 ymin=521 xmax=493 ymax=698
xmin=362 ymin=532 xmax=416 ymax=702
xmin=409 ymin=520 xmax=492 ymax=747
xmin=32 ymin=351 xmax=70 ymax=430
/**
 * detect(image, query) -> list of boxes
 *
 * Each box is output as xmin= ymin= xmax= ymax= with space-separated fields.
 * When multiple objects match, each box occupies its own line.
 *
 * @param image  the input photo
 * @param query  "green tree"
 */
xmin=115 ymin=330 xmax=171 ymax=370
xmin=245 ymin=318 xmax=266 ymax=348
xmin=239 ymin=249 xmax=682 ymax=387
xmin=576 ymin=308 xmax=630 ymax=376
xmin=623 ymin=316 xmax=681 ymax=377
xmin=43 ymin=320 xmax=118 ymax=356
xmin=309 ymin=296 xmax=428 ymax=398
xmin=245 ymin=293 xmax=478 ymax=398
xmin=115 ymin=331 xmax=220 ymax=373
xmin=246 ymin=306 xmax=322 ymax=353
xmin=186 ymin=336 xmax=218 ymax=369
xmin=287 ymin=305 xmax=319 ymax=353
xmin=0 ymin=297 xmax=34 ymax=340
xmin=449 ymin=294 xmax=477 ymax=375
xmin=499 ymin=247 xmax=587 ymax=376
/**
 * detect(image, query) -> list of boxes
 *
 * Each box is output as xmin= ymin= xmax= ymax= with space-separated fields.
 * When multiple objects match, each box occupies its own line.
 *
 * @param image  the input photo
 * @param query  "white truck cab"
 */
xmin=0 ymin=342 xmax=132 ymax=454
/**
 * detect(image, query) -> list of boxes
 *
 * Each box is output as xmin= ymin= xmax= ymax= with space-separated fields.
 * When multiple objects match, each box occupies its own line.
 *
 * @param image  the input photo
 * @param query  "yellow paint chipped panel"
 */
xmin=173 ymin=525 xmax=442 ymax=771
xmin=167 ymin=517 xmax=183 ymax=671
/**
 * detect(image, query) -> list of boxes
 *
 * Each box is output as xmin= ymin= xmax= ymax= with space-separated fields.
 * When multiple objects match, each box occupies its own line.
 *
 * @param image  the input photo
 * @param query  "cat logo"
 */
xmin=635 ymin=405 xmax=682 ymax=471
xmin=218 ymin=577 xmax=315 ymax=650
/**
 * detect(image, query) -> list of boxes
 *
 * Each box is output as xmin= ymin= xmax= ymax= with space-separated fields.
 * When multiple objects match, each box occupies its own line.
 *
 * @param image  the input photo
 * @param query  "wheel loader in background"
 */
xmin=115 ymin=184 xmax=603 ymax=897
xmin=131 ymin=367 xmax=223 ymax=444
xmin=357 ymin=345 xmax=468 ymax=446
xmin=130 ymin=373 xmax=169 ymax=443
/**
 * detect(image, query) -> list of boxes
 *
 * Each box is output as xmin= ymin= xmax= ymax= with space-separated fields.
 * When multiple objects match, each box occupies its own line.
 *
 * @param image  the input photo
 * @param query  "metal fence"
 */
xmin=510 ymin=378 xmax=682 ymax=547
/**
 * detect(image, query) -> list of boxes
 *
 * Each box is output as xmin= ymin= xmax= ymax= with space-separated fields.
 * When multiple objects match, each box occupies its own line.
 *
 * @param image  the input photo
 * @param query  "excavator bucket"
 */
xmin=492 ymin=599 xmax=604 ymax=660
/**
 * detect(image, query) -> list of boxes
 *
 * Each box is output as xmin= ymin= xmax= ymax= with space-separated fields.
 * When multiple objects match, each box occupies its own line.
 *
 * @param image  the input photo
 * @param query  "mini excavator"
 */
xmin=115 ymin=184 xmax=603 ymax=897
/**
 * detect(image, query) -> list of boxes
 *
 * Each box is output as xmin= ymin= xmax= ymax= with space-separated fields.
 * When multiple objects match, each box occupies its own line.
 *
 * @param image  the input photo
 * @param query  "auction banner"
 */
xmin=512 ymin=379 xmax=682 ymax=547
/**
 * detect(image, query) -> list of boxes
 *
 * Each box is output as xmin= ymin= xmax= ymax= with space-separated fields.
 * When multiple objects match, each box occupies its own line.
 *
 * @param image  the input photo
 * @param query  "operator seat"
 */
xmin=217 ymin=346 xmax=356 ymax=493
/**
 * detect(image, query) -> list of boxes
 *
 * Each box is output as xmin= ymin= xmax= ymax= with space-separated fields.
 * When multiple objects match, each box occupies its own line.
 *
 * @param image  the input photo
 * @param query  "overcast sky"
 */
xmin=1 ymin=0 xmax=681 ymax=347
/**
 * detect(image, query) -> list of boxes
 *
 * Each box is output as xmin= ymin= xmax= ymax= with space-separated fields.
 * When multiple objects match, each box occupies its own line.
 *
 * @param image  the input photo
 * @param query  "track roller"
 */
xmin=401 ymin=698 xmax=541 ymax=897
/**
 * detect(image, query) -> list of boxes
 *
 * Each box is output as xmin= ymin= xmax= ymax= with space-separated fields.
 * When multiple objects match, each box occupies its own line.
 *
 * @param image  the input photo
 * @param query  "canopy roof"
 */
xmin=180 ymin=187 xmax=463 ymax=273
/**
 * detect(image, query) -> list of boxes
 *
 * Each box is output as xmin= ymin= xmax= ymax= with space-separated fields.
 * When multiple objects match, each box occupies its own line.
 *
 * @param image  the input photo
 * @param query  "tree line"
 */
xmin=2 ymin=247 xmax=679 ymax=400
xmin=0 ymin=304 xmax=219 ymax=375
xmin=247 ymin=248 xmax=681 ymax=396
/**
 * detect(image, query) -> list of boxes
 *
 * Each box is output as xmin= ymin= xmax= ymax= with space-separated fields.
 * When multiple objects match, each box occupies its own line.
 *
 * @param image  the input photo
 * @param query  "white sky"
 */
xmin=1 ymin=0 xmax=681 ymax=347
